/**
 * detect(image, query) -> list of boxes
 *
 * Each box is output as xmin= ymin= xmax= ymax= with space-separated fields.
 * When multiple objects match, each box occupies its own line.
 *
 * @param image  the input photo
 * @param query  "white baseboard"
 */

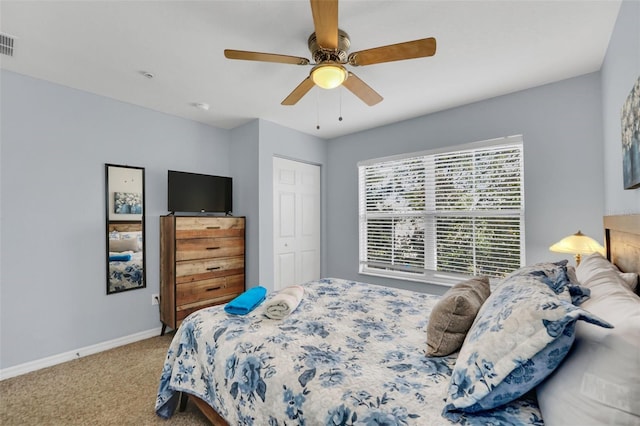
xmin=0 ymin=327 xmax=163 ymax=381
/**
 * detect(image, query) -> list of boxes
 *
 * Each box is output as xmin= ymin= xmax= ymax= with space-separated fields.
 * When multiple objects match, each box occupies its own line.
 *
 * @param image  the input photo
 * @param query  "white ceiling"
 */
xmin=0 ymin=0 xmax=622 ymax=139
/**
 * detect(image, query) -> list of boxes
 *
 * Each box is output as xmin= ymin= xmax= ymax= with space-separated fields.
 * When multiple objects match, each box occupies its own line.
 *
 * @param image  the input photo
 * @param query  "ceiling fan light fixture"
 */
xmin=311 ymin=63 xmax=347 ymax=89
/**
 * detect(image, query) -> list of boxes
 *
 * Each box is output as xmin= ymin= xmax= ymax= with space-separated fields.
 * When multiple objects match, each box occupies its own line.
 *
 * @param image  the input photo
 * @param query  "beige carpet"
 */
xmin=0 ymin=334 xmax=211 ymax=425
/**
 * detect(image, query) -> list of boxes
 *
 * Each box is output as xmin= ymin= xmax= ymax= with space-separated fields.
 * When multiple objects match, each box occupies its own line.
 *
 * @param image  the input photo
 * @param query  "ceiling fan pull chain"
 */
xmin=339 ymin=87 xmax=343 ymax=122
xmin=316 ymin=88 xmax=321 ymax=130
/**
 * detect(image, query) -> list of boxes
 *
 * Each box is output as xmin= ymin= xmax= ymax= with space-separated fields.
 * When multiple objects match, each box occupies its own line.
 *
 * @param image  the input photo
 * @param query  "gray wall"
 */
xmin=0 ymin=70 xmax=231 ymax=369
xmin=229 ymin=120 xmax=260 ymax=287
xmin=229 ymin=119 xmax=328 ymax=291
xmin=326 ymin=73 xmax=605 ymax=295
xmin=602 ymin=0 xmax=640 ymax=214
xmin=0 ymin=70 xmax=326 ymax=370
xmin=1 ymin=1 xmax=636 ymax=372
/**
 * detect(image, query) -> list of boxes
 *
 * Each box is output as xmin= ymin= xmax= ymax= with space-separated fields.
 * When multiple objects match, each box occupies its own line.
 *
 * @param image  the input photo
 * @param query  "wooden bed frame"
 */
xmin=179 ymin=393 xmax=228 ymax=425
xmin=178 ymin=214 xmax=640 ymax=425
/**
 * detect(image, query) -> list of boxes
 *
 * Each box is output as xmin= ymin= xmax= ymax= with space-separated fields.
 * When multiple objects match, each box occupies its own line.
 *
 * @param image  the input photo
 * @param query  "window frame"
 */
xmin=358 ymin=135 xmax=525 ymax=286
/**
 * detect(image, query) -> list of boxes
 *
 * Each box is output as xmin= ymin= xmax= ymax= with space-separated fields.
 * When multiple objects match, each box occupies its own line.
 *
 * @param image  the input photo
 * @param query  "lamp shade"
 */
xmin=311 ymin=64 xmax=347 ymax=89
xmin=549 ymin=230 xmax=605 ymax=256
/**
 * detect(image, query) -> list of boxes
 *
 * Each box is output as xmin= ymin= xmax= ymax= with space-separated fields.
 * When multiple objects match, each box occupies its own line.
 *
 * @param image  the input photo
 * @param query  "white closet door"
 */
xmin=273 ymin=157 xmax=321 ymax=290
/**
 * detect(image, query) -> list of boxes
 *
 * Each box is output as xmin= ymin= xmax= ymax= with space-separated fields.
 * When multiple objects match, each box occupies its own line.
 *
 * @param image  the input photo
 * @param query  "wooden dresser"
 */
xmin=159 ymin=215 xmax=245 ymax=334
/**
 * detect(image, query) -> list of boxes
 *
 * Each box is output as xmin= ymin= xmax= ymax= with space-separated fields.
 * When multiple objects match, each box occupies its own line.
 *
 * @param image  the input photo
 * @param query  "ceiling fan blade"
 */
xmin=348 ymin=37 xmax=436 ymax=66
xmin=342 ymin=72 xmax=383 ymax=106
xmin=224 ymin=49 xmax=310 ymax=65
xmin=281 ymin=76 xmax=315 ymax=105
xmin=310 ymin=0 xmax=338 ymax=49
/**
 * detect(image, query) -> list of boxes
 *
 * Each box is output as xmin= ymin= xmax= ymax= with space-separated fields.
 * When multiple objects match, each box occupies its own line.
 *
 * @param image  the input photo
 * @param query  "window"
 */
xmin=358 ymin=136 xmax=524 ymax=284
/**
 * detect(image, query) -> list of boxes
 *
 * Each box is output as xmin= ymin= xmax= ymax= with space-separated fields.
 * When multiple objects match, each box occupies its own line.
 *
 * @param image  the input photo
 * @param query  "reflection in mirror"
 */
xmin=105 ymin=164 xmax=146 ymax=294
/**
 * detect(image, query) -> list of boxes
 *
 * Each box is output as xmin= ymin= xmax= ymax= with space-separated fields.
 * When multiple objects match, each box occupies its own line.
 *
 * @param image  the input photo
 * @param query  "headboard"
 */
xmin=604 ymin=214 xmax=640 ymax=292
xmin=108 ymin=221 xmax=142 ymax=233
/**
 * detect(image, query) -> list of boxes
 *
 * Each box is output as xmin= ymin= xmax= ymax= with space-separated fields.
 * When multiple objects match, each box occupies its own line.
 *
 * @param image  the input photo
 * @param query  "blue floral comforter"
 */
xmin=108 ymin=251 xmax=143 ymax=292
xmin=155 ymin=278 xmax=543 ymax=425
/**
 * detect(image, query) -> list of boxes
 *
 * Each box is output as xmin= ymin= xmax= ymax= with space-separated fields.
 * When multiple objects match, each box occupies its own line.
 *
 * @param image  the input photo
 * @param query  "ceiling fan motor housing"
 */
xmin=308 ymin=29 xmax=350 ymax=63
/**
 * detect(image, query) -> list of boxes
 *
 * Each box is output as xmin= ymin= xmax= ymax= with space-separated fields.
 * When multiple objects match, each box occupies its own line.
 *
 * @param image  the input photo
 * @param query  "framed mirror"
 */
xmin=105 ymin=164 xmax=146 ymax=294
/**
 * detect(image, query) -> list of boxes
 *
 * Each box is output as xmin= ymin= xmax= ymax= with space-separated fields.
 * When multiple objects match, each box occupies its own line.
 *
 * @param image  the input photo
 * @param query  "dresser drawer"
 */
xmin=175 ymin=217 xmax=244 ymax=239
xmin=176 ymin=274 xmax=244 ymax=306
xmin=175 ymin=295 xmax=237 ymax=325
xmin=176 ymin=236 xmax=244 ymax=261
xmin=175 ymin=256 xmax=244 ymax=283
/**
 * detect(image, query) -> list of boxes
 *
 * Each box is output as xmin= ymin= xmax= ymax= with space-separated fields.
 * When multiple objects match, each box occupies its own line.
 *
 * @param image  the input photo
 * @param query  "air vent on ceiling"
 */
xmin=0 ymin=33 xmax=16 ymax=57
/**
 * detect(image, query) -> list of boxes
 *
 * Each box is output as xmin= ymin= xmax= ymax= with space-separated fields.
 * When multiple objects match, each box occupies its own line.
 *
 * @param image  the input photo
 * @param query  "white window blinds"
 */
xmin=358 ymin=136 xmax=524 ymax=282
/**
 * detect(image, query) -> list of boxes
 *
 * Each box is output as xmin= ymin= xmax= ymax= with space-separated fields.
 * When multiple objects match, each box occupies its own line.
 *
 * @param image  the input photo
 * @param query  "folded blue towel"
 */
xmin=224 ymin=286 xmax=267 ymax=315
xmin=109 ymin=253 xmax=132 ymax=262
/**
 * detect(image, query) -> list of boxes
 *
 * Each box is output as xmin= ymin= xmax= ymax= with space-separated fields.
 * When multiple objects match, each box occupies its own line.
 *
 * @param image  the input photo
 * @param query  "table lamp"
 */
xmin=549 ymin=230 xmax=605 ymax=265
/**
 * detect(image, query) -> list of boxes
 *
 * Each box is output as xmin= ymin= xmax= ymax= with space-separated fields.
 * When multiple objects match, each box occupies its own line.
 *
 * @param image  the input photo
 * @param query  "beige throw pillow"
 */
xmin=109 ymin=238 xmax=138 ymax=253
xmin=426 ymin=276 xmax=491 ymax=357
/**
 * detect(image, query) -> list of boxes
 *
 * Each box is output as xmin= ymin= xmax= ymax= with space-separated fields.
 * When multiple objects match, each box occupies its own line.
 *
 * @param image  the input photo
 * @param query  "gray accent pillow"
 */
xmin=425 ymin=276 xmax=491 ymax=356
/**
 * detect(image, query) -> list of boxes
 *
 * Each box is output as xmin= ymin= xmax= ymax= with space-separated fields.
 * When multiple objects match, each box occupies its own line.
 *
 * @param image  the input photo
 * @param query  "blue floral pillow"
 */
xmin=442 ymin=261 xmax=612 ymax=416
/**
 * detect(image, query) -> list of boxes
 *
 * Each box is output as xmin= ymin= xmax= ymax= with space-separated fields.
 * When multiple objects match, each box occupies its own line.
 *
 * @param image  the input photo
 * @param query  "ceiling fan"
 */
xmin=224 ymin=0 xmax=436 ymax=107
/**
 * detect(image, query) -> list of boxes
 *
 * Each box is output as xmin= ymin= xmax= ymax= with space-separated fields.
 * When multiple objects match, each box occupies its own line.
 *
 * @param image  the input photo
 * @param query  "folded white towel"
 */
xmin=265 ymin=285 xmax=304 ymax=320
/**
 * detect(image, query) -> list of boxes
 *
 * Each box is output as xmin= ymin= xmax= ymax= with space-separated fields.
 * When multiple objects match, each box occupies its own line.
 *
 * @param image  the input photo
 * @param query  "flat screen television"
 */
xmin=167 ymin=170 xmax=232 ymax=214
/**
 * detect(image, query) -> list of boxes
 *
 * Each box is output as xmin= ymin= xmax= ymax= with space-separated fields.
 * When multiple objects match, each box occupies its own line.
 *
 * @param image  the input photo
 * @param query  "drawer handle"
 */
xmin=205 ymin=286 xmax=222 ymax=292
xmin=206 ymin=226 xmax=221 ymax=229
xmin=206 ymin=247 xmax=221 ymax=250
xmin=206 ymin=266 xmax=221 ymax=271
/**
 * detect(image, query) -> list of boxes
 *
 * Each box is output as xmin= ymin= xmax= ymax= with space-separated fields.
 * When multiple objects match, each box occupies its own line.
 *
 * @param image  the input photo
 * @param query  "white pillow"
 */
xmin=619 ymin=272 xmax=639 ymax=292
xmin=576 ymin=252 xmax=638 ymax=292
xmin=537 ymin=261 xmax=640 ymax=425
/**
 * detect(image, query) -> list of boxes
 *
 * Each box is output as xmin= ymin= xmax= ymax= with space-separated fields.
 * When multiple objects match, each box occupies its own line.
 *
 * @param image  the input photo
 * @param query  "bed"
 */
xmin=108 ymin=250 xmax=143 ymax=291
xmin=108 ymin=221 xmax=144 ymax=292
xmin=155 ymin=215 xmax=640 ymax=425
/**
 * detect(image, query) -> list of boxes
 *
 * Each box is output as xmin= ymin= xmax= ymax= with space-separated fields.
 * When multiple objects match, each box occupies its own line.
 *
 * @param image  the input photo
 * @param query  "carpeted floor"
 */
xmin=0 ymin=334 xmax=211 ymax=425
